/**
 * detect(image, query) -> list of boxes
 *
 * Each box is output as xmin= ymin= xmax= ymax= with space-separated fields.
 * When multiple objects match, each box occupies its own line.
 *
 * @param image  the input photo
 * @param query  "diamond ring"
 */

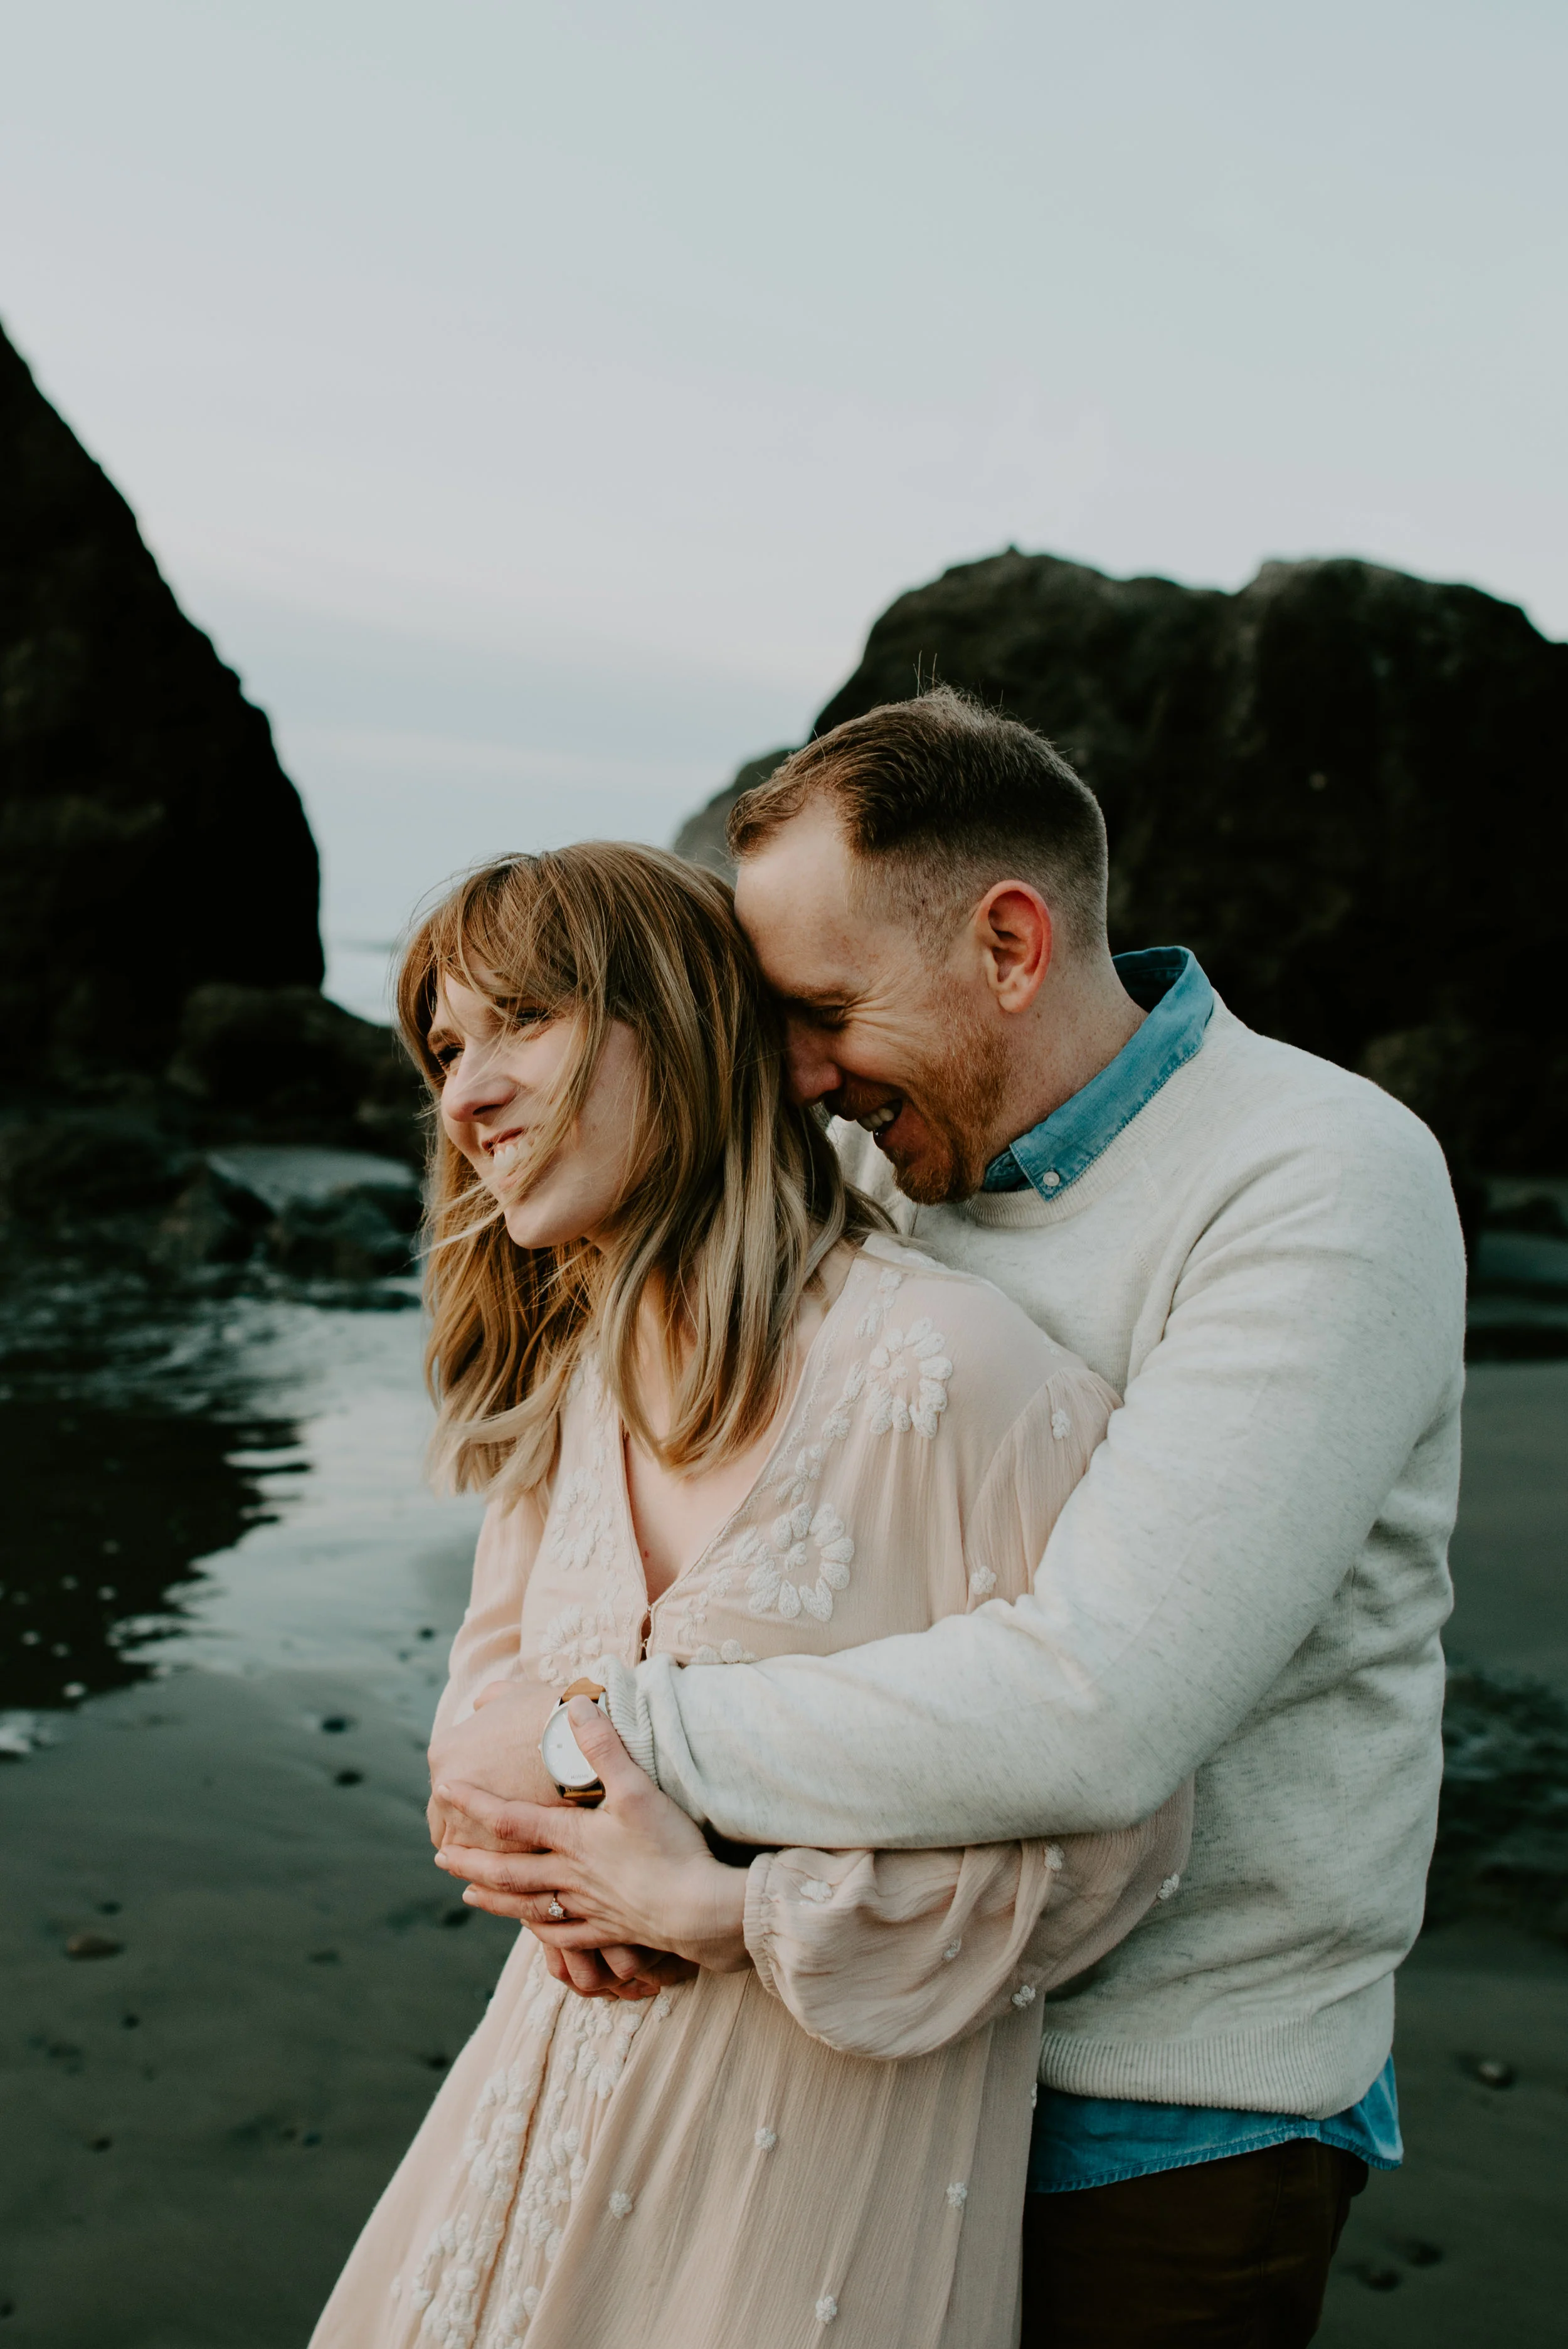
xmin=545 ymin=1897 xmax=566 ymax=1921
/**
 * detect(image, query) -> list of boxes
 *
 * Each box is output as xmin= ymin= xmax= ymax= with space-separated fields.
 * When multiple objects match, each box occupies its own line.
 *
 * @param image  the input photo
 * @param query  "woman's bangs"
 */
xmin=453 ymin=865 xmax=582 ymax=1027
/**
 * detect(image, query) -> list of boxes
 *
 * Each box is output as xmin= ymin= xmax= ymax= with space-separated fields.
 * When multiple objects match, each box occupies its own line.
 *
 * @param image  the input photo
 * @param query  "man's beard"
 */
xmin=884 ymin=1021 xmax=1010 ymax=1207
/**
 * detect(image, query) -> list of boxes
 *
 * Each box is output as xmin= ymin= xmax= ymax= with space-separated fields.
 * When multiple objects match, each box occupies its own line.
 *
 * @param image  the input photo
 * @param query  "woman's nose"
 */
xmin=442 ymin=1045 xmax=516 ymax=1123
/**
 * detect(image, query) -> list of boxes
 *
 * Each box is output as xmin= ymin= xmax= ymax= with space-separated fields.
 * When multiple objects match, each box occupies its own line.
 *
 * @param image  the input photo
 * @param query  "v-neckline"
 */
xmin=611 ymin=1245 xmax=871 ymax=1626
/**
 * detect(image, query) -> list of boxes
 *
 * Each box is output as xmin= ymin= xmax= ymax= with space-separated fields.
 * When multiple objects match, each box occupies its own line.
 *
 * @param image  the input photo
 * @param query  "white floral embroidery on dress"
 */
xmin=854 ymin=1265 xmax=904 ymax=1340
xmin=543 ymin=1365 xmax=616 ymax=1576
xmin=542 ymin=1462 xmax=612 ymax=1576
xmin=819 ymin=1364 xmax=865 ymax=1443
xmin=1051 ymin=1408 xmax=1073 ymax=1441
xmin=866 ymin=1320 xmax=952 ymax=1439
xmin=968 ymin=1564 xmax=997 ymax=1601
xmin=457 ymin=1963 xmax=691 ymax=2346
xmin=815 ymin=2295 xmax=839 ymax=2324
xmin=740 ymin=1503 xmax=855 ymax=1624
xmin=413 ymin=1946 xmax=569 ymax=2346
xmin=669 ymin=1564 xmax=750 ymax=1658
xmin=755 ymin=2125 xmax=778 ymax=2150
xmin=1045 ymin=1844 xmax=1065 ymax=1872
xmin=574 ymin=1991 xmax=662 ymax=2101
xmin=536 ymin=1591 xmax=623 ymax=1690
xmin=798 ymin=1877 xmax=834 ymax=1904
xmin=1157 ymin=1873 xmax=1182 ymax=1901
xmin=608 ymin=2190 xmax=634 ymax=2218
xmin=766 ymin=1441 xmax=827 ymax=1512
xmin=945 ymin=2182 xmax=968 ymax=2209
xmin=1010 ymin=1983 xmax=1037 ymax=2009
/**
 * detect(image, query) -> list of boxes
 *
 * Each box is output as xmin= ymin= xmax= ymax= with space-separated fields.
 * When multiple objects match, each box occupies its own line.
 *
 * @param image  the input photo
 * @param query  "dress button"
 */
xmin=1042 ymin=1170 xmax=1062 ymax=1190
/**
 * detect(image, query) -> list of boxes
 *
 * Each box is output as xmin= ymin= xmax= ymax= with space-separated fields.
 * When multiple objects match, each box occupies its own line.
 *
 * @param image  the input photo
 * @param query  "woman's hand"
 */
xmin=434 ymin=1697 xmax=750 ymax=1974
xmin=537 ymin=1941 xmax=701 ymax=2003
xmin=426 ymin=1676 xmax=560 ymax=1848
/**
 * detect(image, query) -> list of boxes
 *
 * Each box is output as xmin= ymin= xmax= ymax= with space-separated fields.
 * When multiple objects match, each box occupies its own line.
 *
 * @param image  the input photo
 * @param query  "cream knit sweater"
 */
xmin=604 ymin=1002 xmax=1466 ymax=2117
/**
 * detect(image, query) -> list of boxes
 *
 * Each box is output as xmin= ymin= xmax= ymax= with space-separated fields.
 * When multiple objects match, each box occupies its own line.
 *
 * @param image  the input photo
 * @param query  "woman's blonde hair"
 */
xmin=396 ymin=840 xmax=887 ymax=1500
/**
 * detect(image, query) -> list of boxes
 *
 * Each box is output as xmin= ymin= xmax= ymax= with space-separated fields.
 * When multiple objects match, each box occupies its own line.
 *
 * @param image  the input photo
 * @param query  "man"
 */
xmin=433 ymin=687 xmax=1465 ymax=2344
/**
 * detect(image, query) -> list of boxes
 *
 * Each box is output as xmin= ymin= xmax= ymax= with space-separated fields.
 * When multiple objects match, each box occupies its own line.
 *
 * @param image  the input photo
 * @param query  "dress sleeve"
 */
xmin=743 ymin=1369 xmax=1195 ymax=2057
xmin=429 ymin=1488 xmax=548 ymax=1742
xmin=744 ymin=1788 xmax=1191 ymax=2060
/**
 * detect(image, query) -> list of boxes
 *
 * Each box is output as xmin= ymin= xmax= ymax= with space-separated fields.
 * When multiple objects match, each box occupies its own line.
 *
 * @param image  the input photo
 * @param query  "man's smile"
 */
xmin=855 ymin=1099 xmax=902 ymax=1136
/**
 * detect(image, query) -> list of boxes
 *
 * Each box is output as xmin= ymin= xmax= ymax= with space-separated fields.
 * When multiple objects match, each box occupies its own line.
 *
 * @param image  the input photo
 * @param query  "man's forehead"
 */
xmin=734 ymin=825 xmax=899 ymax=999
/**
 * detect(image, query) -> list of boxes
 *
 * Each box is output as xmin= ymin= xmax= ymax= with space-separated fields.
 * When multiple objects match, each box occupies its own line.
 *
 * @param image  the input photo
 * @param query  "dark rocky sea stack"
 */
xmin=0 ymin=324 xmax=425 ymax=1278
xmin=0 ymin=321 xmax=323 ymax=1081
xmin=681 ymin=551 xmax=1568 ymax=1185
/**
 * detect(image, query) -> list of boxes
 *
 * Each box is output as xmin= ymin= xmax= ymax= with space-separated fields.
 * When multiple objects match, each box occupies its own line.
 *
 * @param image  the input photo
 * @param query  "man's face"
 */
xmin=733 ymin=804 xmax=1009 ymax=1206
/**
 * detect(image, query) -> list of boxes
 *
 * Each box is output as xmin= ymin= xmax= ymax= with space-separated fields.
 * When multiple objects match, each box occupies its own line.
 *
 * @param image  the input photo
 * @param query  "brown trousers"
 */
xmin=1020 ymin=2141 xmax=1367 ymax=2346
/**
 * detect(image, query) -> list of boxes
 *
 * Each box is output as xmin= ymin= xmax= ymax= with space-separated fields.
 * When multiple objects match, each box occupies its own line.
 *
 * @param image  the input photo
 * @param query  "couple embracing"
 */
xmin=312 ymin=688 xmax=1465 ymax=2349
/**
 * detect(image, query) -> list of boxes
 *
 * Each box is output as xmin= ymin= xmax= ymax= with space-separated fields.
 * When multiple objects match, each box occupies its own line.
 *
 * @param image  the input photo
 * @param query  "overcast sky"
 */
xmin=3 ymin=1 xmax=1562 ymax=1015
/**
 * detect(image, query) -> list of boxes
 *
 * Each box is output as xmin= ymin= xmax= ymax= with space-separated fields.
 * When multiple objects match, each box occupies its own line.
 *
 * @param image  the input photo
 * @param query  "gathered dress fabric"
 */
xmin=310 ymin=1238 xmax=1190 ymax=2349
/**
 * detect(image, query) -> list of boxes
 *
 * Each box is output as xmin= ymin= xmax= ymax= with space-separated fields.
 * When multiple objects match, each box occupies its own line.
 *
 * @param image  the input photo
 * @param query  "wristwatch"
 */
xmin=539 ymin=1677 xmax=609 ymax=1805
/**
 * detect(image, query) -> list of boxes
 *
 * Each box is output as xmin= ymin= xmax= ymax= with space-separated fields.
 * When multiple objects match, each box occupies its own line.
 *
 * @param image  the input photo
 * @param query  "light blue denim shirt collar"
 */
xmin=981 ymin=947 xmax=1215 ymax=1197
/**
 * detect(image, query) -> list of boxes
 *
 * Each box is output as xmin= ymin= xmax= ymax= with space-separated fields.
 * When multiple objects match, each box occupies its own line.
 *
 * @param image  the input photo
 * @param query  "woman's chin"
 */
xmin=501 ymin=1201 xmax=591 ymax=1251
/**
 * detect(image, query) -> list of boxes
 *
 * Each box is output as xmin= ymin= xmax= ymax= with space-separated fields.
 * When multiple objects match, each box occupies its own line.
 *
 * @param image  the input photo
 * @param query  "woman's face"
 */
xmin=430 ymin=974 xmax=644 ymax=1248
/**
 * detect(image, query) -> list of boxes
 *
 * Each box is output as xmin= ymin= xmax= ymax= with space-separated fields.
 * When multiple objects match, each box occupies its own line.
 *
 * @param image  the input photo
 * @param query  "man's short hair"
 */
xmin=726 ymin=685 xmax=1109 ymax=953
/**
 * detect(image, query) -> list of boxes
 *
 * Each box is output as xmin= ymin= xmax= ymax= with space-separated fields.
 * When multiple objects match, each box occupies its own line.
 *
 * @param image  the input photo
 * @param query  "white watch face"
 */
xmin=541 ymin=1704 xmax=600 ymax=1790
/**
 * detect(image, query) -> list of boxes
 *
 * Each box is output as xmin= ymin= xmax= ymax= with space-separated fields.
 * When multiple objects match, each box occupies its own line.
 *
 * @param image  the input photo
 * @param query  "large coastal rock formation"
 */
xmin=0 ymin=321 xmax=324 ymax=1083
xmin=0 ymin=324 xmax=425 ymax=1274
xmin=679 ymin=552 xmax=1568 ymax=1179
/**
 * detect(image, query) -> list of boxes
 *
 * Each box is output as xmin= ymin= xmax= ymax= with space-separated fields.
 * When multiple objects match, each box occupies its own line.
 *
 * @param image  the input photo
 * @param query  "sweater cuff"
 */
xmin=742 ymin=1854 xmax=781 ymax=2002
xmin=595 ymin=1656 xmax=659 ymax=1785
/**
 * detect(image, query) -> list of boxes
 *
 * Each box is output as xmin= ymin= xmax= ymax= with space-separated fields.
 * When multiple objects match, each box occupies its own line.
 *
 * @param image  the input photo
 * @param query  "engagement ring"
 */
xmin=546 ymin=1897 xmax=566 ymax=1920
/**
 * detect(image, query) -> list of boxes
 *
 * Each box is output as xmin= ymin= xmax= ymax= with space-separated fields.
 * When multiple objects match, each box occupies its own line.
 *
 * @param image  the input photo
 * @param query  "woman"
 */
xmin=311 ymin=842 xmax=1188 ymax=2349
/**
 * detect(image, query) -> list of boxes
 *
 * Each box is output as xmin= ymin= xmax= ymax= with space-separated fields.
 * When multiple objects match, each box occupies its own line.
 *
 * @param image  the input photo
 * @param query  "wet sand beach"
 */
xmin=1319 ymin=1359 xmax=1568 ymax=2345
xmin=1 ymin=1296 xmax=1564 ymax=2346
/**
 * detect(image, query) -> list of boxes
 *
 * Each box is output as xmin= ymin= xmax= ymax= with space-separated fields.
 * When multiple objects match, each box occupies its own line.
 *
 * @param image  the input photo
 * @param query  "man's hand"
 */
xmin=435 ymin=1697 xmax=750 ymax=1973
xmin=426 ymin=1677 xmax=559 ymax=1850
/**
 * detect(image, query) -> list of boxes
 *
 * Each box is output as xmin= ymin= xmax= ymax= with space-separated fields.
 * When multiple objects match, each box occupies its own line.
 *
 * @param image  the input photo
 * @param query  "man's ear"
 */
xmin=973 ymin=883 xmax=1052 ymax=1012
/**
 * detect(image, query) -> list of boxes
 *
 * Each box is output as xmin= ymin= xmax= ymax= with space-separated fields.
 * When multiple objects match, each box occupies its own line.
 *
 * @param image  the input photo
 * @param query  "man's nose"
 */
xmin=784 ymin=1025 xmax=841 ymax=1109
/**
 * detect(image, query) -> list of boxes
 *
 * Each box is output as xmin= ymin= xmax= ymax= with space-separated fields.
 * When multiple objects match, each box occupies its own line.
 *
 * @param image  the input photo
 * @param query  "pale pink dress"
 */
xmin=311 ymin=1237 xmax=1190 ymax=2349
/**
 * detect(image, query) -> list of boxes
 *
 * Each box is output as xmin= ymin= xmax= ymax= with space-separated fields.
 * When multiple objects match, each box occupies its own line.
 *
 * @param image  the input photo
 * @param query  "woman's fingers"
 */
xmin=458 ymin=1884 xmax=541 ymax=1922
xmin=554 ymin=1943 xmax=656 ymax=2000
xmin=439 ymin=1840 xmax=623 ymax=1936
xmin=435 ymin=1778 xmax=571 ymax=1855
xmin=529 ymin=1916 xmax=623 ymax=1948
xmin=437 ymin=1841 xmax=566 ymax=1890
